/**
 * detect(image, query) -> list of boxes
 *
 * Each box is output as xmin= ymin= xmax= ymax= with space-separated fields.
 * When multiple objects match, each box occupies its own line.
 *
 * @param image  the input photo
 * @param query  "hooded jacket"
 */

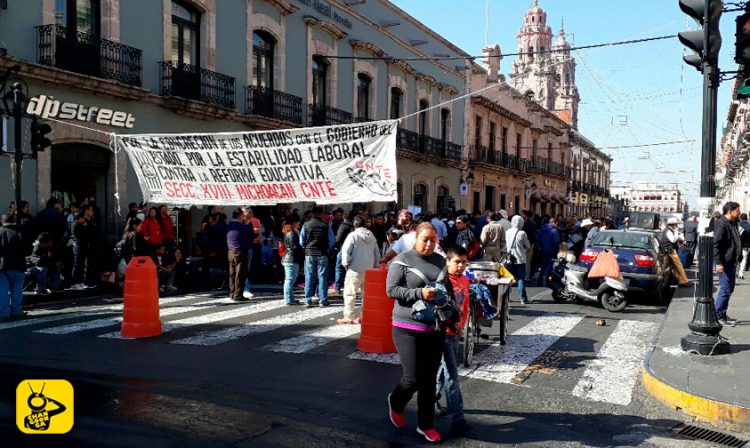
xmin=537 ymin=223 xmax=561 ymax=255
xmin=505 ymin=216 xmax=530 ymax=264
xmin=341 ymin=227 xmax=381 ymax=274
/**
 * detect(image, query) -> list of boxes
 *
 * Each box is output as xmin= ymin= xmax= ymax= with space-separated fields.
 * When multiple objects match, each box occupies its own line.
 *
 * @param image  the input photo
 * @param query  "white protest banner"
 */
xmin=118 ymin=120 xmax=398 ymax=206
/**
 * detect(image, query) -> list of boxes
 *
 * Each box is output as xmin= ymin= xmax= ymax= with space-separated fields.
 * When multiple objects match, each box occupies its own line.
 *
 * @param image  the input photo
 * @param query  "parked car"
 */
xmin=577 ymin=229 xmax=673 ymax=304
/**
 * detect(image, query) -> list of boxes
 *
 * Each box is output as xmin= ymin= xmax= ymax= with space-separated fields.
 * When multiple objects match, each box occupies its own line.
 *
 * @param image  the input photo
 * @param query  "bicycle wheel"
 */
xmin=462 ymin=304 xmax=477 ymax=367
xmin=498 ymin=289 xmax=510 ymax=345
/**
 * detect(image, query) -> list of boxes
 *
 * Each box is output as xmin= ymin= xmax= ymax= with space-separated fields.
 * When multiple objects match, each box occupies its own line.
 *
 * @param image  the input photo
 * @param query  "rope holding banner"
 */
xmin=110 ymin=132 xmax=121 ymax=217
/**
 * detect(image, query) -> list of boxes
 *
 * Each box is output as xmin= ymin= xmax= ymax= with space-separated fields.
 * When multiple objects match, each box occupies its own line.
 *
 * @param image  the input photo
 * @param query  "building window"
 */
xmin=532 ymin=139 xmax=538 ymax=160
xmin=514 ymin=195 xmax=521 ymax=213
xmin=253 ymin=31 xmax=275 ymax=89
xmin=396 ymin=181 xmax=403 ymax=209
xmin=516 ymin=133 xmax=522 ymax=156
xmin=489 ymin=122 xmax=496 ymax=151
xmin=390 ymin=88 xmax=402 ymax=120
xmin=501 ymin=126 xmax=508 ymax=154
xmin=356 ymin=74 xmax=371 ymax=119
xmin=57 ymin=0 xmax=101 ymax=36
xmin=312 ymin=55 xmax=328 ymax=107
xmin=436 ymin=185 xmax=449 ymax=212
xmin=485 ymin=186 xmax=495 ymax=211
xmin=440 ymin=109 xmax=450 ymax=143
xmin=418 ymin=100 xmax=429 ymax=136
xmin=413 ymin=183 xmax=428 ymax=210
xmin=500 ymin=194 xmax=506 ymax=210
xmin=172 ymin=1 xmax=200 ymax=66
xmin=474 ymin=116 xmax=482 ymax=147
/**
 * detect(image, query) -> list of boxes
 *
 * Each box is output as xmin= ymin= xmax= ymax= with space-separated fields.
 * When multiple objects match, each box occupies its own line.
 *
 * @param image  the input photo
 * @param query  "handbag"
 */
xmin=500 ymin=230 xmax=520 ymax=266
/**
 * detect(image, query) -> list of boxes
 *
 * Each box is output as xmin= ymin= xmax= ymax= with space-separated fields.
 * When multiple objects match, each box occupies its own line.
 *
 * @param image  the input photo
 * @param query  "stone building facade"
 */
xmin=0 ymin=0 xmax=468 ymax=249
xmin=716 ymin=77 xmax=750 ymax=212
xmin=568 ymin=130 xmax=611 ymax=218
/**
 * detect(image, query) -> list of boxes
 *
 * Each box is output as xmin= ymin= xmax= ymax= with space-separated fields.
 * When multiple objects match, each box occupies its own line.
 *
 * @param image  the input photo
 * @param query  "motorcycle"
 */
xmin=546 ymin=255 xmax=629 ymax=312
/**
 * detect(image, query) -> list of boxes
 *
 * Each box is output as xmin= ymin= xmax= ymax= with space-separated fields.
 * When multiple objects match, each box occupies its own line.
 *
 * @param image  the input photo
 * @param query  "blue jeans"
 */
xmin=436 ymin=335 xmax=464 ymax=421
xmin=282 ymin=263 xmax=299 ymax=304
xmin=537 ymin=253 xmax=555 ymax=287
xmin=244 ymin=248 xmax=253 ymax=292
xmin=27 ymin=266 xmax=48 ymax=292
xmin=513 ymin=263 xmax=527 ymax=301
xmin=715 ymin=263 xmax=736 ymax=319
xmin=334 ymin=251 xmax=346 ymax=291
xmin=0 ymin=270 xmax=25 ymax=317
xmin=304 ymin=255 xmax=329 ymax=304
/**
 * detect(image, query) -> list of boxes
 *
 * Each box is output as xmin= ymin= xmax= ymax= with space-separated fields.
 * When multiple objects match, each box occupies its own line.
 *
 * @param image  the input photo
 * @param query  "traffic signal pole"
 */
xmin=681 ymin=0 xmax=729 ymax=355
xmin=11 ymin=82 xmax=24 ymax=209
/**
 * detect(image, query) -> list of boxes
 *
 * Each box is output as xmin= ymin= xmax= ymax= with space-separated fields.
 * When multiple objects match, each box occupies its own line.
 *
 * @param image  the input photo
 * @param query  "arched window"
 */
xmin=440 ymin=109 xmax=451 ymax=143
xmin=390 ymin=87 xmax=403 ymax=120
xmin=356 ymin=74 xmax=371 ymax=120
xmin=436 ymin=185 xmax=449 ymax=212
xmin=312 ymin=55 xmax=328 ymax=107
xmin=253 ymin=31 xmax=275 ymax=89
xmin=172 ymin=1 xmax=200 ymax=66
xmin=413 ymin=183 xmax=428 ymax=210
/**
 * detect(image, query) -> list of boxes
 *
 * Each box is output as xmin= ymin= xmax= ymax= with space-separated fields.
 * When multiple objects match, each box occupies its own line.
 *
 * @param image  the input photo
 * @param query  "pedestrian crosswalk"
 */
xmin=6 ymin=293 xmax=659 ymax=407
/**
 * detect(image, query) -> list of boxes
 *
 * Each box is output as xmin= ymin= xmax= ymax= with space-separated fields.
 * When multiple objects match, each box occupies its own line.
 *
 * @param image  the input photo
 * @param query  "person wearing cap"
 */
xmin=660 ymin=217 xmax=690 ymax=287
xmin=583 ymin=218 xmax=600 ymax=249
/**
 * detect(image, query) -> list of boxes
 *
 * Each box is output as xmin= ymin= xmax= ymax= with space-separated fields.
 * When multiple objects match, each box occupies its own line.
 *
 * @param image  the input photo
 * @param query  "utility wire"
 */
xmin=327 ymin=35 xmax=675 ymax=62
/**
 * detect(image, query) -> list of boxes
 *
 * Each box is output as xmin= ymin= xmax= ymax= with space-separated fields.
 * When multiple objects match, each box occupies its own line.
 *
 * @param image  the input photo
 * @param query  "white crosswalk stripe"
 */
xmin=461 ymin=313 xmax=585 ymax=383
xmin=171 ymin=305 xmax=343 ymax=346
xmin=261 ymin=322 xmax=362 ymax=354
xmin=98 ymin=299 xmax=287 ymax=339
xmin=572 ymin=319 xmax=658 ymax=405
xmin=35 ymin=298 xmax=236 ymax=335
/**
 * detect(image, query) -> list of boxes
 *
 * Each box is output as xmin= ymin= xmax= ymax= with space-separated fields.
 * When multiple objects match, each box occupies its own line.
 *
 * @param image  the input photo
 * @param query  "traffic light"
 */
xmin=678 ymin=0 xmax=724 ymax=71
xmin=736 ymin=9 xmax=750 ymax=63
xmin=30 ymin=117 xmax=52 ymax=158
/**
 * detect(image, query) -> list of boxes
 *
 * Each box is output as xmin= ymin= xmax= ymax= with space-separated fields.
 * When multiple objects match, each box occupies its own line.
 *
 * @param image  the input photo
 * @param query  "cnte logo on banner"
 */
xmin=26 ymin=95 xmax=135 ymax=129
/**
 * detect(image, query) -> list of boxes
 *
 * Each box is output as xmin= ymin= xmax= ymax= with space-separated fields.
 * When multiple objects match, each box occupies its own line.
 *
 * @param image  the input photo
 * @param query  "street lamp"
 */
xmin=1 ymin=70 xmax=28 ymax=210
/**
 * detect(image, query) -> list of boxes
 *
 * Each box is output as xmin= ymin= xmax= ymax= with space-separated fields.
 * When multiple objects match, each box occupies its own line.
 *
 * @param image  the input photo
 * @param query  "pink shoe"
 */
xmin=416 ymin=427 xmax=442 ymax=443
xmin=387 ymin=393 xmax=405 ymax=428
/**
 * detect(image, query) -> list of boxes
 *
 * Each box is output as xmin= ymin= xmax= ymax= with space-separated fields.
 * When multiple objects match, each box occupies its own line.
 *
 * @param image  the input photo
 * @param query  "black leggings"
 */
xmin=390 ymin=326 xmax=445 ymax=430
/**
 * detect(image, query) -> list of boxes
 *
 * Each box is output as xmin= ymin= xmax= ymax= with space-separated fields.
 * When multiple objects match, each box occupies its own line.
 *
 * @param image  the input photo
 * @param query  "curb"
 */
xmin=641 ymin=365 xmax=750 ymax=433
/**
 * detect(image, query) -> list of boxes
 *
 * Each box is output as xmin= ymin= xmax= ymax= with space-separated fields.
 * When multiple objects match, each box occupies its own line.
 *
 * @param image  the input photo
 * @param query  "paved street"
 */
xmin=0 ymin=285 xmax=729 ymax=447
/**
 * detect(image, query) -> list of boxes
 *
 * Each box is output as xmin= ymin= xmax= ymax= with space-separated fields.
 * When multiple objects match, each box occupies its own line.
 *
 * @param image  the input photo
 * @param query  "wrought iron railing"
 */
xmin=160 ymin=61 xmax=235 ymax=109
xmin=246 ymin=85 xmax=303 ymax=124
xmin=308 ymin=104 xmax=353 ymax=126
xmin=397 ymin=128 xmax=461 ymax=161
xmin=549 ymin=161 xmax=566 ymax=177
xmin=37 ymin=24 xmax=142 ymax=86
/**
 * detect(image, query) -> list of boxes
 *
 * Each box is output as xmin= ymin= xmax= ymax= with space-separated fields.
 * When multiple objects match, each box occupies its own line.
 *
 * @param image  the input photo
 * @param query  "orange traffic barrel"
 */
xmin=357 ymin=267 xmax=396 ymax=353
xmin=121 ymin=256 xmax=162 ymax=338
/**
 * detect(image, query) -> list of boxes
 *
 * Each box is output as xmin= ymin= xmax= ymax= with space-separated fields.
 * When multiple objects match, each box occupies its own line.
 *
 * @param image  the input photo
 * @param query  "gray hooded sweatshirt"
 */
xmin=341 ymin=227 xmax=381 ymax=274
xmin=505 ymin=215 xmax=531 ymax=264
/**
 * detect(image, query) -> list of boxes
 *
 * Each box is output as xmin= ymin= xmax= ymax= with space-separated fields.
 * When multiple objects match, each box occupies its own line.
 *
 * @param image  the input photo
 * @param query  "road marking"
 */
xmin=461 ymin=313 xmax=585 ymax=383
xmin=35 ymin=298 xmax=237 ymax=335
xmin=572 ymin=319 xmax=657 ymax=405
xmin=347 ymin=351 xmax=400 ymax=364
xmin=98 ymin=300 xmax=287 ymax=339
xmin=0 ymin=296 xmax=199 ymax=331
xmin=261 ymin=323 xmax=362 ymax=353
xmin=171 ymin=305 xmax=343 ymax=346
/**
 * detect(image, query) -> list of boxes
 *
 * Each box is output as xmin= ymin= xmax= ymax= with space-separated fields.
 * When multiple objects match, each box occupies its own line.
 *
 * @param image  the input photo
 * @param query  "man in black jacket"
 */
xmin=683 ymin=212 xmax=699 ymax=269
xmin=300 ymin=206 xmax=334 ymax=307
xmin=738 ymin=213 xmax=750 ymax=279
xmin=0 ymin=214 xmax=27 ymax=320
xmin=714 ymin=202 xmax=743 ymax=325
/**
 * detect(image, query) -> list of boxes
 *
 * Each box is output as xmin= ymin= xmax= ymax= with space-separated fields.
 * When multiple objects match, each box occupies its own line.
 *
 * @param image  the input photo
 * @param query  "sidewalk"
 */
xmin=643 ymin=272 xmax=750 ymax=433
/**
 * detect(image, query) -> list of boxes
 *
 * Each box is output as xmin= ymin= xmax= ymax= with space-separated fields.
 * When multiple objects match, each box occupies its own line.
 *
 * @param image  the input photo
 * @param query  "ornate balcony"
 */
xmin=37 ymin=24 xmax=142 ymax=86
xmin=308 ymin=104 xmax=353 ymax=126
xmin=246 ymin=85 xmax=303 ymax=125
xmin=397 ymin=128 xmax=461 ymax=161
xmin=160 ymin=61 xmax=235 ymax=109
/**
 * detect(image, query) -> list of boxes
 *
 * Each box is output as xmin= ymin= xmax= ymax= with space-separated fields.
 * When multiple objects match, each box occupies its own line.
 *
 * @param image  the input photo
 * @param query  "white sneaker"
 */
xmin=242 ymin=291 xmax=254 ymax=299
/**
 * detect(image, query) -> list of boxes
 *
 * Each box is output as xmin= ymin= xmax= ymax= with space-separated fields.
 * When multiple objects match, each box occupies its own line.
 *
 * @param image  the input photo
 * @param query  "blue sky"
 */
xmin=392 ymin=0 xmax=739 ymax=207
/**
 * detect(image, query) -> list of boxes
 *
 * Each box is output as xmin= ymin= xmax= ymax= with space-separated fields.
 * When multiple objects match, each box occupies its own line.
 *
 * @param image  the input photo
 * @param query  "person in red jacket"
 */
xmin=435 ymin=245 xmax=473 ymax=436
xmin=141 ymin=207 xmax=164 ymax=253
xmin=159 ymin=205 xmax=176 ymax=253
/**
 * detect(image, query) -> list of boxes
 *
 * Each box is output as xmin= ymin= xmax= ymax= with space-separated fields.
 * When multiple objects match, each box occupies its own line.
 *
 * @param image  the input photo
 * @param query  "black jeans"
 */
xmin=390 ymin=326 xmax=445 ymax=430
